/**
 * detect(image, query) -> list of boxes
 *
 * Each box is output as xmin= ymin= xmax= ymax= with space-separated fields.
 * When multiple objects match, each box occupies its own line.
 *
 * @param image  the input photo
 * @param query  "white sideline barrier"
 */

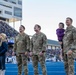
xmin=6 ymin=56 xmax=17 ymax=64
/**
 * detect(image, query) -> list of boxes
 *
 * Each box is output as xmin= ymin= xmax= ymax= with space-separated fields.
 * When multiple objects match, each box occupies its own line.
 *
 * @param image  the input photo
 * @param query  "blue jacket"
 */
xmin=0 ymin=42 xmax=8 ymax=56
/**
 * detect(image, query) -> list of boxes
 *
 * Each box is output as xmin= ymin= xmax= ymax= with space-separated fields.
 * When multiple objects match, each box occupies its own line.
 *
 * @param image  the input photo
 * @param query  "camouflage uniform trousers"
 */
xmin=16 ymin=54 xmax=28 ymax=75
xmin=32 ymin=54 xmax=47 ymax=75
xmin=63 ymin=51 xmax=76 ymax=75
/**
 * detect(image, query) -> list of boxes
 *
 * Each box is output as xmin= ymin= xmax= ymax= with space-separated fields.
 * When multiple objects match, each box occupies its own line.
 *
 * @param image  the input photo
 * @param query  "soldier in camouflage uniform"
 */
xmin=13 ymin=25 xmax=30 ymax=75
xmin=63 ymin=17 xmax=76 ymax=75
xmin=30 ymin=24 xmax=47 ymax=75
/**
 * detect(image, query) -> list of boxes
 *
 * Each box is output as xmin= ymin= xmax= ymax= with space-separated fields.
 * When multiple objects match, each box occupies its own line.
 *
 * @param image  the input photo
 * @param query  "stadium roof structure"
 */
xmin=47 ymin=39 xmax=60 ymax=46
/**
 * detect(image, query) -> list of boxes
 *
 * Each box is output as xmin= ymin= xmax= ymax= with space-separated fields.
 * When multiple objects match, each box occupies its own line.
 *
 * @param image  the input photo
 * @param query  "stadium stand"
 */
xmin=5 ymin=62 xmax=65 ymax=75
xmin=5 ymin=62 xmax=76 ymax=75
xmin=0 ymin=20 xmax=18 ymax=38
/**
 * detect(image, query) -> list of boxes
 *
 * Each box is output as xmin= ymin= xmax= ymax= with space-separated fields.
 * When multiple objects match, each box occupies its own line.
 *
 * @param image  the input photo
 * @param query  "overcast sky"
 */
xmin=11 ymin=0 xmax=76 ymax=40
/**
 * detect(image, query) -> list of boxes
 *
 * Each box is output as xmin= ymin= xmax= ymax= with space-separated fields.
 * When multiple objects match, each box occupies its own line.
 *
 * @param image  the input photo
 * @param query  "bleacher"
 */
xmin=0 ymin=20 xmax=18 ymax=38
xmin=5 ymin=62 xmax=76 ymax=75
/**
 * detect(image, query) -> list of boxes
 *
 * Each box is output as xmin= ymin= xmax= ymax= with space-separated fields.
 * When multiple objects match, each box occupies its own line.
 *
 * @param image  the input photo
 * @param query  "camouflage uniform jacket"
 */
xmin=63 ymin=25 xmax=76 ymax=53
xmin=30 ymin=32 xmax=47 ymax=55
xmin=14 ymin=33 xmax=30 ymax=54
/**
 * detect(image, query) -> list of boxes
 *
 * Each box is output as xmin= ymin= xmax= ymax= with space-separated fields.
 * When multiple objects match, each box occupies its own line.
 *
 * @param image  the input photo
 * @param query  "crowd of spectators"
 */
xmin=0 ymin=20 xmax=18 ymax=38
xmin=46 ymin=49 xmax=62 ymax=62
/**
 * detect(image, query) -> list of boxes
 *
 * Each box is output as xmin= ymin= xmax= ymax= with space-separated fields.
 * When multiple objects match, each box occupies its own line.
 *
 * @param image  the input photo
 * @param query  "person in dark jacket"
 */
xmin=0 ymin=33 xmax=8 ymax=75
xmin=56 ymin=22 xmax=65 ymax=49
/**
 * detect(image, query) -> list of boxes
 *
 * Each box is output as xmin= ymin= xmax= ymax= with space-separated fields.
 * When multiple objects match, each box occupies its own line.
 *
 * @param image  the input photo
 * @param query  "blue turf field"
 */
xmin=5 ymin=62 xmax=76 ymax=75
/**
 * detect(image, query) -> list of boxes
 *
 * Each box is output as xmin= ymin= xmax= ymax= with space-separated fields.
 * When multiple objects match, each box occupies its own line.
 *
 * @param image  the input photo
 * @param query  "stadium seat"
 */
xmin=5 ymin=62 xmax=76 ymax=75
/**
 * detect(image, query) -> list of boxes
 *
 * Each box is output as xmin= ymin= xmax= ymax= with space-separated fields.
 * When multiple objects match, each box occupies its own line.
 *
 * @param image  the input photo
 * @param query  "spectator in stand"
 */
xmin=0 ymin=33 xmax=8 ymax=75
xmin=8 ymin=45 xmax=13 ymax=57
xmin=55 ymin=50 xmax=61 ymax=62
